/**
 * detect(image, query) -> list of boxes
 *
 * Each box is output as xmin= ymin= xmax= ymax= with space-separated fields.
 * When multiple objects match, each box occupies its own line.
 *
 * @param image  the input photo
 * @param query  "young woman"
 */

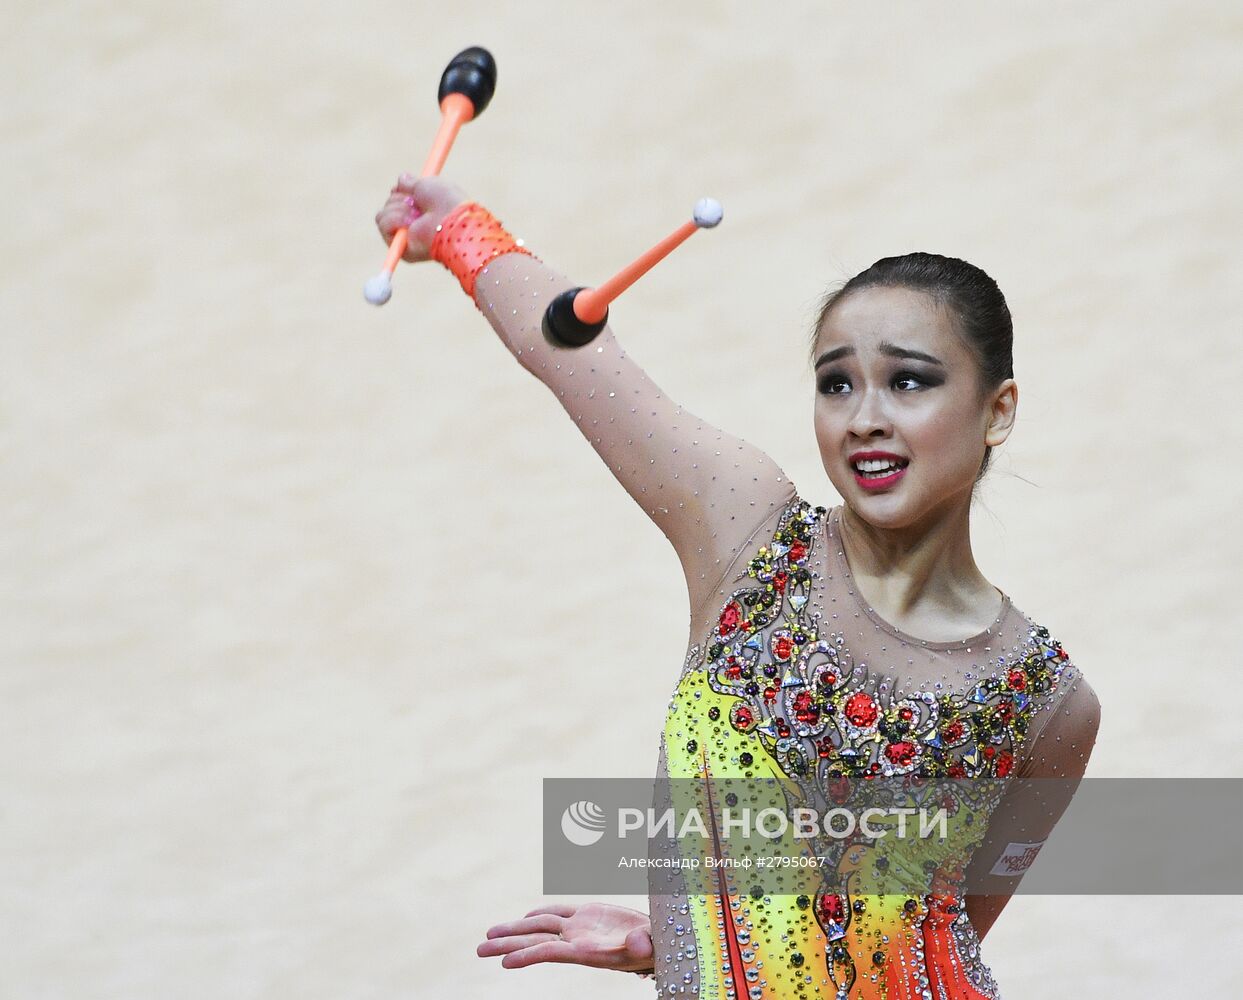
xmin=375 ymin=176 xmax=1101 ymax=999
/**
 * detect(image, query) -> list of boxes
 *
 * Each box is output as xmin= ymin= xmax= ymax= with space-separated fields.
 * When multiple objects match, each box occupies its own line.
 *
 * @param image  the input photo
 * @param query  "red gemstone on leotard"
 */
xmin=774 ymin=635 xmax=794 ymax=660
xmin=792 ymin=691 xmax=820 ymax=725
xmin=885 ymin=741 xmax=917 ymax=768
xmin=718 ymin=601 xmax=741 ymax=636
xmin=845 ymin=692 xmax=879 ymax=727
xmin=789 ymin=540 xmax=807 ymax=563
xmin=1007 ymin=668 xmax=1027 ymax=690
xmin=996 ymin=750 xmax=1014 ymax=777
xmin=817 ymin=893 xmax=846 ymax=923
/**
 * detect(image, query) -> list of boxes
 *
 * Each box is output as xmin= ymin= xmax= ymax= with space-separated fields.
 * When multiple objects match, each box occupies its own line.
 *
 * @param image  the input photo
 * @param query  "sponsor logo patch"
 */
xmin=989 ymin=840 xmax=1046 ymax=877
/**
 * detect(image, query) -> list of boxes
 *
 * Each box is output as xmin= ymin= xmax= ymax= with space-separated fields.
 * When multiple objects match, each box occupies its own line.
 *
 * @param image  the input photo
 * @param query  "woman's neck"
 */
xmin=837 ymin=498 xmax=1003 ymax=640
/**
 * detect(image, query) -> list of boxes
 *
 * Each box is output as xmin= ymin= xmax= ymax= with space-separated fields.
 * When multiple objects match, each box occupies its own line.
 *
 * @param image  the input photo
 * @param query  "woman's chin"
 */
xmin=841 ymin=484 xmax=926 ymax=528
xmin=851 ymin=500 xmax=908 ymax=525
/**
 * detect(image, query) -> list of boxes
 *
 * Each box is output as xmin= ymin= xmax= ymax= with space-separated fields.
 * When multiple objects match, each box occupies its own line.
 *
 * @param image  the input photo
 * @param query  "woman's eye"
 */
xmin=817 ymin=371 xmax=936 ymax=395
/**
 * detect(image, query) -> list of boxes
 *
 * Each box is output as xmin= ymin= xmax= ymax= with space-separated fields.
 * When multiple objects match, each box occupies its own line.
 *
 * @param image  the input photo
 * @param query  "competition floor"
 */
xmin=4 ymin=2 xmax=1241 ymax=996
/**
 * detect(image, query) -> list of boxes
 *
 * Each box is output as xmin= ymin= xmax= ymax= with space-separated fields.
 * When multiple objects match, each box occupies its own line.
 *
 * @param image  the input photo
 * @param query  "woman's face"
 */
xmin=811 ymin=285 xmax=1016 ymax=529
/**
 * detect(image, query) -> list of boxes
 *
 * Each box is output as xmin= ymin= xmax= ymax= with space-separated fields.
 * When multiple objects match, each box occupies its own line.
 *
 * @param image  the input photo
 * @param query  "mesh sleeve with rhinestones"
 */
xmin=468 ymin=247 xmax=799 ymax=620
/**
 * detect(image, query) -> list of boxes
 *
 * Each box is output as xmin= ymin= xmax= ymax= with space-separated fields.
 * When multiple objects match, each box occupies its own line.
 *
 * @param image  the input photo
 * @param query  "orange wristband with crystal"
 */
xmin=429 ymin=201 xmax=535 ymax=303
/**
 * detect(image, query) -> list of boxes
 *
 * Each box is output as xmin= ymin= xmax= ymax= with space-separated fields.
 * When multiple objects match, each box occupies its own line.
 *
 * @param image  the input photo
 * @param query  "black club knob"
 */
xmin=438 ymin=46 xmax=497 ymax=115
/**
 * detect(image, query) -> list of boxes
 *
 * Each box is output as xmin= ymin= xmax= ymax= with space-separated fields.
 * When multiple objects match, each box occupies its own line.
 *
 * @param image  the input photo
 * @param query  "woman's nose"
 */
xmin=846 ymin=388 xmax=893 ymax=437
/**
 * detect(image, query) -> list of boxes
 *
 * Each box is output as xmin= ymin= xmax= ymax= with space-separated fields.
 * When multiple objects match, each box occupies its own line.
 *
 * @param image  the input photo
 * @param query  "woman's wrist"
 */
xmin=429 ymin=201 xmax=536 ymax=304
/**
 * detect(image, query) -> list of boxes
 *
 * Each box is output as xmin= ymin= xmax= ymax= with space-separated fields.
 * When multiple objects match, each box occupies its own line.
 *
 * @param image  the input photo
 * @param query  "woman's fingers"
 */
xmin=375 ymin=196 xmax=429 ymax=262
xmin=393 ymin=174 xmax=467 ymax=215
xmin=477 ymin=931 xmax=560 ymax=957
xmin=375 ymin=174 xmax=468 ymax=264
xmin=375 ymin=198 xmax=416 ymax=241
xmin=523 ymin=903 xmax=577 ymax=919
xmin=499 ymin=940 xmax=577 ymax=969
xmin=483 ymin=913 xmax=562 ymax=939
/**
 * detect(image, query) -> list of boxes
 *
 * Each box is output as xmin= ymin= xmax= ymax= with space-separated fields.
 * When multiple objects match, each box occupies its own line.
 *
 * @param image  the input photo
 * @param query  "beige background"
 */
xmin=4 ymin=1 xmax=1242 ymax=997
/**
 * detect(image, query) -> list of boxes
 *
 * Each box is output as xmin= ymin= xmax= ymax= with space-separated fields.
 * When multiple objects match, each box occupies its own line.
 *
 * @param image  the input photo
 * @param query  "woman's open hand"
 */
xmin=477 ymin=901 xmax=655 ymax=974
xmin=374 ymin=174 xmax=467 ymax=263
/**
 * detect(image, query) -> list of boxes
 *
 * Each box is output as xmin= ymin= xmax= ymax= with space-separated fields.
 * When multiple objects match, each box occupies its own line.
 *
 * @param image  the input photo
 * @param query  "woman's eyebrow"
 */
xmin=883 ymin=343 xmax=945 ymax=366
xmin=814 ymin=341 xmax=945 ymax=368
xmin=810 ymin=350 xmax=850 ymax=367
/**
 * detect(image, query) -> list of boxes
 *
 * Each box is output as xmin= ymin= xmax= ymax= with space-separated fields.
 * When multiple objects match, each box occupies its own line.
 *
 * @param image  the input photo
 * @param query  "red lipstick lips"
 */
xmin=850 ymin=450 xmax=909 ymax=491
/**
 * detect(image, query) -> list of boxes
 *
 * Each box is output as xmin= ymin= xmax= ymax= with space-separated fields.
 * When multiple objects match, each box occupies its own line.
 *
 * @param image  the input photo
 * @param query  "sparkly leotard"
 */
xmin=468 ymin=247 xmax=1101 ymax=1000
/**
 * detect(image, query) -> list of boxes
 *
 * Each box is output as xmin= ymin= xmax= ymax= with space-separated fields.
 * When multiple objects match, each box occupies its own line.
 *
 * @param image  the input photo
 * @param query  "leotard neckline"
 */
xmin=825 ymin=504 xmax=1013 ymax=650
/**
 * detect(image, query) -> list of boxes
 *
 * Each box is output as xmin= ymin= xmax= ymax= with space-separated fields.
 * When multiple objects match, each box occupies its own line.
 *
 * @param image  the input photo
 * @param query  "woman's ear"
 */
xmin=985 ymin=378 xmax=1018 ymax=447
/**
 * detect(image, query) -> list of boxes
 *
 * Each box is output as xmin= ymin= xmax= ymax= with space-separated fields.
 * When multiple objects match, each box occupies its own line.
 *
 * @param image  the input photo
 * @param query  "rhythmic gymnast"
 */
xmin=373 ymin=172 xmax=1101 ymax=999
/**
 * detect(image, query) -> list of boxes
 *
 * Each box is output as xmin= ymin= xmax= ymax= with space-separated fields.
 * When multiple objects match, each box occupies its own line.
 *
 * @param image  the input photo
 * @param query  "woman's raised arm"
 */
xmin=378 ymin=176 xmax=798 ymax=618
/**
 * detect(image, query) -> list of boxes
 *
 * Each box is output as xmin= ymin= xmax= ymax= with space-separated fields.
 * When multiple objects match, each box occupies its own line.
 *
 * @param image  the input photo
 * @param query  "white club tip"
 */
xmin=364 ymin=272 xmax=393 ymax=306
xmin=693 ymin=197 xmax=723 ymax=229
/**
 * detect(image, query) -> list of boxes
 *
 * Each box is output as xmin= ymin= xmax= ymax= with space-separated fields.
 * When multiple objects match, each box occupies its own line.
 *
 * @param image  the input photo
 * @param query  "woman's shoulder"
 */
xmin=1002 ymin=603 xmax=1102 ymax=776
xmin=1004 ymin=601 xmax=1098 ymax=699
